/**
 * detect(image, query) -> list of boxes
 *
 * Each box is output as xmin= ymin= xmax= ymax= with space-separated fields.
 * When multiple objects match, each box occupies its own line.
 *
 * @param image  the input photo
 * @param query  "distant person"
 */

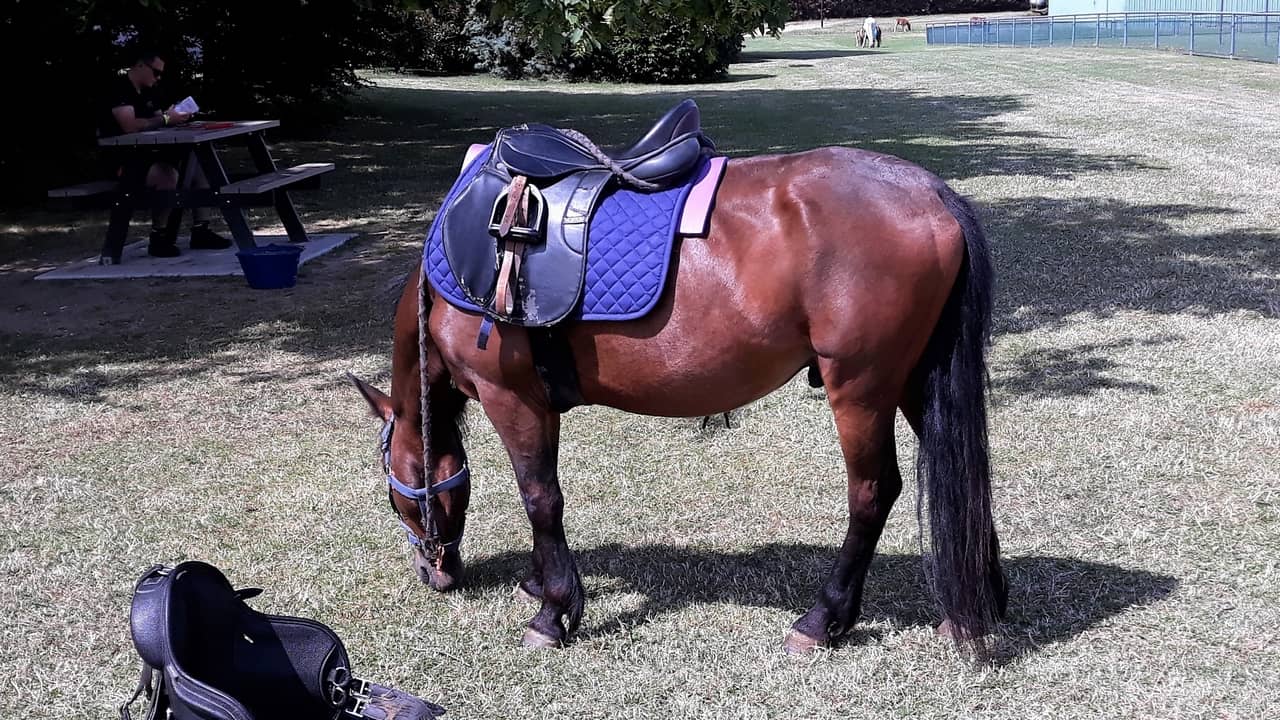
xmin=863 ymin=16 xmax=882 ymax=48
xmin=99 ymin=49 xmax=231 ymax=258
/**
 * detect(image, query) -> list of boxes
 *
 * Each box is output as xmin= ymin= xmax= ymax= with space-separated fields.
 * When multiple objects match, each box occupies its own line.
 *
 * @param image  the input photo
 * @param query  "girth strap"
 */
xmin=528 ymin=326 xmax=583 ymax=413
xmin=119 ymin=662 xmax=162 ymax=720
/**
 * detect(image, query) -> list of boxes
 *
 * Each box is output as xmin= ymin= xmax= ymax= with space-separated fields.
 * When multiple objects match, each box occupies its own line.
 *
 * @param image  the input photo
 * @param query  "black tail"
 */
xmin=916 ymin=184 xmax=1003 ymax=659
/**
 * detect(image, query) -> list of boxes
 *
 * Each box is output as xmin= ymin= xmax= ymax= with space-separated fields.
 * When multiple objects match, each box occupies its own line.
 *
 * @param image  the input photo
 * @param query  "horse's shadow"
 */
xmin=463 ymin=544 xmax=1177 ymax=662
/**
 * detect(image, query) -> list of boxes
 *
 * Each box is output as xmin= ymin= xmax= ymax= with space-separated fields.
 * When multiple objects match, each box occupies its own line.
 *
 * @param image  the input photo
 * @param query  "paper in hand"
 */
xmin=174 ymin=96 xmax=199 ymax=115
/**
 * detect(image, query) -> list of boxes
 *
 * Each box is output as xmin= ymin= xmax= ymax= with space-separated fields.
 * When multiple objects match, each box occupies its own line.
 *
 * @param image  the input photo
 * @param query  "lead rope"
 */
xmin=415 ymin=267 xmax=440 ymax=568
xmin=556 ymin=128 xmax=663 ymax=191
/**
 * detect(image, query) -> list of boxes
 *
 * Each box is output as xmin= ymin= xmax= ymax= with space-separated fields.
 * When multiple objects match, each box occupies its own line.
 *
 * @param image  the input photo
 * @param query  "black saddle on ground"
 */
xmin=441 ymin=99 xmax=714 ymax=329
xmin=119 ymin=561 xmax=445 ymax=720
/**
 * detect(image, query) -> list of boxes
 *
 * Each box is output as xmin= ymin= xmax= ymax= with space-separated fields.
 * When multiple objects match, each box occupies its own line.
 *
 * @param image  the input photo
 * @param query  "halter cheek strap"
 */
xmin=380 ymin=418 xmax=469 ymax=554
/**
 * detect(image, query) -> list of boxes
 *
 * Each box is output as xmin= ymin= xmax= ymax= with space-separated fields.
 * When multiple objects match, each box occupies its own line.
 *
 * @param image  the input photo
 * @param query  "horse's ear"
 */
xmin=346 ymin=372 xmax=394 ymax=422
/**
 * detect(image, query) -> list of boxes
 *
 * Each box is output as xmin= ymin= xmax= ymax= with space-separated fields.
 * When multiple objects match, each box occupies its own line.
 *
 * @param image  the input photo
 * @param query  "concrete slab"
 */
xmin=34 ymin=233 xmax=357 ymax=281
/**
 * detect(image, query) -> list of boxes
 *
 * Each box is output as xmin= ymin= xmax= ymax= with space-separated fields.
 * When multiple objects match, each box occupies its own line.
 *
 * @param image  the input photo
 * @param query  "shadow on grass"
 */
xmin=463 ymin=544 xmax=1177 ymax=662
xmin=992 ymin=337 xmax=1167 ymax=399
xmin=1 ymin=86 xmax=1276 ymax=403
xmin=987 ymin=199 xmax=1280 ymax=333
xmin=737 ymin=49 xmax=876 ymax=61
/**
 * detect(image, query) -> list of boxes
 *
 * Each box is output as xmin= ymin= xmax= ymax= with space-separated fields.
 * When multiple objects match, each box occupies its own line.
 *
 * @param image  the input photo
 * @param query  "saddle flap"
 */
xmin=129 ymin=564 xmax=175 ymax=670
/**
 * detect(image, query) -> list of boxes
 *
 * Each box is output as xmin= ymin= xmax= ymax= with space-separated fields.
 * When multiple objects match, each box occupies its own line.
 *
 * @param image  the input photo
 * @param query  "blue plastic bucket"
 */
xmin=236 ymin=243 xmax=302 ymax=289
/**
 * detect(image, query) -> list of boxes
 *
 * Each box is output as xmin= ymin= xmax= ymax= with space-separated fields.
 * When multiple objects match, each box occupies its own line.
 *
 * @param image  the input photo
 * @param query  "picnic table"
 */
xmin=49 ymin=120 xmax=334 ymax=265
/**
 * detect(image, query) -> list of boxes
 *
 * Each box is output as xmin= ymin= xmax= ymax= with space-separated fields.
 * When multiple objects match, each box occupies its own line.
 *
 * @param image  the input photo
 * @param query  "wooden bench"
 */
xmin=218 ymin=163 xmax=335 ymax=195
xmin=47 ymin=180 xmax=120 ymax=199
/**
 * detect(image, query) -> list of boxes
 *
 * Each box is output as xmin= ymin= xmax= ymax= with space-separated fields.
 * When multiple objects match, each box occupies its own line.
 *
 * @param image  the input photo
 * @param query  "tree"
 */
xmin=1 ymin=0 xmax=413 ymax=205
xmin=792 ymin=0 xmax=839 ymax=26
xmin=488 ymin=0 xmax=789 ymax=60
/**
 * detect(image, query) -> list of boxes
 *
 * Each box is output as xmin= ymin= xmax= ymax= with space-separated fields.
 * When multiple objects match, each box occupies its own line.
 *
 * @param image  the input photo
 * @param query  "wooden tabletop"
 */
xmin=98 ymin=120 xmax=280 ymax=147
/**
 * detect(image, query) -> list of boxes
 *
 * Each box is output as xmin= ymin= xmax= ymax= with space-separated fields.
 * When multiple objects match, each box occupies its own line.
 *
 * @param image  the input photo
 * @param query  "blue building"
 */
xmin=1050 ymin=0 xmax=1277 ymax=14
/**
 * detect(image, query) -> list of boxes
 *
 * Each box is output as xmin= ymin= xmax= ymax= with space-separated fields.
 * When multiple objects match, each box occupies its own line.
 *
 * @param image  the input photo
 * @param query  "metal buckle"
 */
xmin=342 ymin=677 xmax=372 ymax=718
xmin=328 ymin=666 xmax=373 ymax=717
xmin=327 ymin=666 xmax=352 ymax=707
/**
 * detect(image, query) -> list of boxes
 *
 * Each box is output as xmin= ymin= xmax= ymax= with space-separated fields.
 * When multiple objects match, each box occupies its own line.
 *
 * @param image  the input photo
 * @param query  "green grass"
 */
xmin=2 ymin=27 xmax=1279 ymax=720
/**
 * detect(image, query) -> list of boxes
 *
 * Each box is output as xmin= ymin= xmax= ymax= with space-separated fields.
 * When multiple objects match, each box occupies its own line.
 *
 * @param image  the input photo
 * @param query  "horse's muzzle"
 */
xmin=413 ymin=548 xmax=463 ymax=592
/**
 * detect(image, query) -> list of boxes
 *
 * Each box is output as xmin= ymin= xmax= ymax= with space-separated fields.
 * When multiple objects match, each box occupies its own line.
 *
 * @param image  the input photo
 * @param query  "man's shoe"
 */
xmin=148 ymin=230 xmax=181 ymax=258
xmin=148 ymin=243 xmax=181 ymax=258
xmin=190 ymin=224 xmax=233 ymax=250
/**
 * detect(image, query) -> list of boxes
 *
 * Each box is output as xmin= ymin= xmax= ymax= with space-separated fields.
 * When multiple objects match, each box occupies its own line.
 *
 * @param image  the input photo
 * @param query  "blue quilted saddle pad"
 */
xmin=425 ymin=146 xmax=710 ymax=321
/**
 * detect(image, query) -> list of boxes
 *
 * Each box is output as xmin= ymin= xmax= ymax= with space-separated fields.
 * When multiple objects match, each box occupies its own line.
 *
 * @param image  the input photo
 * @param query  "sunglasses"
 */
xmin=146 ymin=63 xmax=164 ymax=78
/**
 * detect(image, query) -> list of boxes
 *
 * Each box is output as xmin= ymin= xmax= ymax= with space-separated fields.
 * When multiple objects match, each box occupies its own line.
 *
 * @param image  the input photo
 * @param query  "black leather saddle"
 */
xmin=119 ymin=561 xmax=445 ymax=720
xmin=440 ymin=99 xmax=714 ymax=332
xmin=494 ymin=99 xmax=706 ymax=187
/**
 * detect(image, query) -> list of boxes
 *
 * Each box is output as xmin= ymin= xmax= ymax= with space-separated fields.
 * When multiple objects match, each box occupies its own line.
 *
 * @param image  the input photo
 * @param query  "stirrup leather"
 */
xmin=490 ymin=175 xmax=545 ymax=315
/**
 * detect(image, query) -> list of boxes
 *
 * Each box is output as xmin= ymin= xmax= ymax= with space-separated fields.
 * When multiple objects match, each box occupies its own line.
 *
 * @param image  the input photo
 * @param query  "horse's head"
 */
xmin=348 ymin=373 xmax=470 ymax=592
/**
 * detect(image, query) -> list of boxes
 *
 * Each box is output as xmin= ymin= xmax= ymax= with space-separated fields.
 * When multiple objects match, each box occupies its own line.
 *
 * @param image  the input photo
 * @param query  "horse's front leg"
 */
xmin=480 ymin=390 xmax=583 ymax=648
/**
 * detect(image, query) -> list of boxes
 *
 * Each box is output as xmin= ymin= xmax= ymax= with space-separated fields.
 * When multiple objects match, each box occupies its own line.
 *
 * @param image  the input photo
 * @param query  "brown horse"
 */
xmin=896 ymin=17 xmax=912 ymax=32
xmin=350 ymin=145 xmax=1007 ymax=658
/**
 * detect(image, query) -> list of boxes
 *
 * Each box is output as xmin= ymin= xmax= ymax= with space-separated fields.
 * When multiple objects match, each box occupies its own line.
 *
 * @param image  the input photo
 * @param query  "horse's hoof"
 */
xmin=935 ymin=619 xmax=976 ymax=640
xmin=521 ymin=628 xmax=562 ymax=649
xmin=782 ymin=629 xmax=827 ymax=655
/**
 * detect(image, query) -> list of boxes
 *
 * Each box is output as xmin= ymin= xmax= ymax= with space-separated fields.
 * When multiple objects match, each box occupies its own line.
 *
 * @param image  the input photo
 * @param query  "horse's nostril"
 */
xmin=411 ymin=554 xmax=432 ymax=584
xmin=430 ymin=568 xmax=459 ymax=592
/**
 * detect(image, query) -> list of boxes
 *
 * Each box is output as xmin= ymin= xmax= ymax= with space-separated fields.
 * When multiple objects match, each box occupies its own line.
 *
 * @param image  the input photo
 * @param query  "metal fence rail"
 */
xmin=925 ymin=12 xmax=1280 ymax=63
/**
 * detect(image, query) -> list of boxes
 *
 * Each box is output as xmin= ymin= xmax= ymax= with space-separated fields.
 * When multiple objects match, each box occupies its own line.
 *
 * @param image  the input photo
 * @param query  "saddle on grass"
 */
xmin=119 ymin=561 xmax=445 ymax=720
xmin=429 ymin=99 xmax=726 ymax=340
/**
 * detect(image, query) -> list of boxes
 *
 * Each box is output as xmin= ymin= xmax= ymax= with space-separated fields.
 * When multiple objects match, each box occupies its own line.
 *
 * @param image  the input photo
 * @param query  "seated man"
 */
xmin=99 ymin=49 xmax=231 ymax=257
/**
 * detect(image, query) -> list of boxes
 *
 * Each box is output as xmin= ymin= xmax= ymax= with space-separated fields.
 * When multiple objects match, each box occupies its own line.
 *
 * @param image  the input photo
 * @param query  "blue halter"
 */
xmin=379 ymin=417 xmax=469 ymax=556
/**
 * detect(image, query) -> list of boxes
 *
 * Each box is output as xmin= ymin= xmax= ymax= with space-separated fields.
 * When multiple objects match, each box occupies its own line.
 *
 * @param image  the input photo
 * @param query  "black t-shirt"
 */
xmin=99 ymin=74 xmax=161 ymax=138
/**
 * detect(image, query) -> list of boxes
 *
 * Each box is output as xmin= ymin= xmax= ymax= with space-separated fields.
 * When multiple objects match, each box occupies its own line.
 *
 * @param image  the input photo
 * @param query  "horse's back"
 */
xmin=710 ymin=148 xmax=965 ymax=357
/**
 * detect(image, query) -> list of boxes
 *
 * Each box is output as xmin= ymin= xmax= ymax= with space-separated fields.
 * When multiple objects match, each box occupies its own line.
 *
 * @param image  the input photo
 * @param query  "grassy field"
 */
xmin=2 ymin=26 xmax=1279 ymax=720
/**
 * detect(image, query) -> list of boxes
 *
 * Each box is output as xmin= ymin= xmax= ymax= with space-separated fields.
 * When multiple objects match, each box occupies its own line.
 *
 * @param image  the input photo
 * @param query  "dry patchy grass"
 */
xmin=1 ymin=31 xmax=1278 ymax=720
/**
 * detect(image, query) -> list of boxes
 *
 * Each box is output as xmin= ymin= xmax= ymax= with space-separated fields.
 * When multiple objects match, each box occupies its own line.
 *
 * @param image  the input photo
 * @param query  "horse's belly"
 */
xmin=568 ymin=196 xmax=813 ymax=417
xmin=574 ymin=331 xmax=809 ymax=417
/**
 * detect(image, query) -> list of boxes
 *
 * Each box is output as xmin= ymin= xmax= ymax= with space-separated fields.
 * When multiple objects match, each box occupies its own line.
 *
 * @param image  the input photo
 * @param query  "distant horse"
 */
xmin=896 ymin=17 xmax=912 ymax=32
xmin=350 ymin=130 xmax=1007 ymax=657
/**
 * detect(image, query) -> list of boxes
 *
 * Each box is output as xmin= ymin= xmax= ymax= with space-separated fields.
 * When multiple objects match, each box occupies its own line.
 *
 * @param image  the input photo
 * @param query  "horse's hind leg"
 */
xmin=478 ymin=388 xmax=583 ymax=648
xmin=785 ymin=360 xmax=901 ymax=653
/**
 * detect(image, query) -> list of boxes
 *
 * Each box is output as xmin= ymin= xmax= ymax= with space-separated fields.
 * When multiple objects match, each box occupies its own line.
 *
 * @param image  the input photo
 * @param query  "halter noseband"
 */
xmin=379 ymin=416 xmax=469 ymax=563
